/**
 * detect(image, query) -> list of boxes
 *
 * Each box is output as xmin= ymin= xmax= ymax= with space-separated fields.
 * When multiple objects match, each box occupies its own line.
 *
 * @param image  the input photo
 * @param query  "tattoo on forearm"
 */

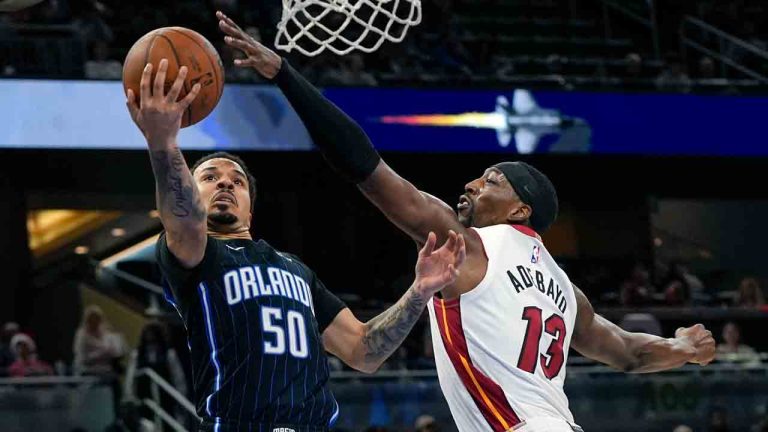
xmin=150 ymin=148 xmax=205 ymax=220
xmin=362 ymin=287 xmax=428 ymax=365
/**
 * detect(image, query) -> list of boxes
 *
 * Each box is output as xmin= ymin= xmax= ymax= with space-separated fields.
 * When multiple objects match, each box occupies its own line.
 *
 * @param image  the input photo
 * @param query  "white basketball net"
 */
xmin=275 ymin=0 xmax=421 ymax=56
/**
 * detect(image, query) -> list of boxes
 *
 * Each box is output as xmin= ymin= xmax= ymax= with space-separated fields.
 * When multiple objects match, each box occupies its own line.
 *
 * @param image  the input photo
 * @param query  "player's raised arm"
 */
xmin=217 ymin=12 xmax=466 ymax=246
xmin=126 ymin=59 xmax=205 ymax=268
xmin=323 ymin=231 xmax=466 ymax=373
xmin=571 ymin=285 xmax=716 ymax=373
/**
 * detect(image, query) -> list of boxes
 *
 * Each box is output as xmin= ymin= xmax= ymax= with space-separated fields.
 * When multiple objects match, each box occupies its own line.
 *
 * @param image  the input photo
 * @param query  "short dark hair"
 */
xmin=191 ymin=151 xmax=257 ymax=211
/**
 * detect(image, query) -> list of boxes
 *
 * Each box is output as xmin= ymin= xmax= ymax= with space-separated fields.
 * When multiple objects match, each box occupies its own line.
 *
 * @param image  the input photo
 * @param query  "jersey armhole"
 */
xmin=456 ymin=228 xmax=494 ymax=304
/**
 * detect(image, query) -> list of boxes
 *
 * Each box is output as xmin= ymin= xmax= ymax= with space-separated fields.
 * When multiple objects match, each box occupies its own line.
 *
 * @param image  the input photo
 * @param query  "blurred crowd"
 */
xmin=2 ymin=265 xmax=764 ymax=381
xmin=0 ymin=0 xmax=765 ymax=91
xmin=568 ymin=257 xmax=767 ymax=310
xmin=0 ymin=306 xmax=195 ymax=430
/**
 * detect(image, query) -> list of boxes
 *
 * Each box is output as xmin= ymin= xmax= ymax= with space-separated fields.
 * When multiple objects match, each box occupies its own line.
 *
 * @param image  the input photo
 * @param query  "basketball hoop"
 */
xmin=275 ymin=0 xmax=421 ymax=56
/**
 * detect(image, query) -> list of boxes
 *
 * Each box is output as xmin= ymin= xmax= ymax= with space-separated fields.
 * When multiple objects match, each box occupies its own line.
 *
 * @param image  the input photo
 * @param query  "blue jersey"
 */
xmin=157 ymin=234 xmax=346 ymax=432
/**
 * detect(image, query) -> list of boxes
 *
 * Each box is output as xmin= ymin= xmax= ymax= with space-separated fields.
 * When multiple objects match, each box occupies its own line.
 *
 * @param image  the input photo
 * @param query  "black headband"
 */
xmin=493 ymin=161 xmax=558 ymax=233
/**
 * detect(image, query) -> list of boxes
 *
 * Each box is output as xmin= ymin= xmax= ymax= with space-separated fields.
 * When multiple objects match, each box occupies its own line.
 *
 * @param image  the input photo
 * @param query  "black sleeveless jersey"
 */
xmin=156 ymin=234 xmax=346 ymax=431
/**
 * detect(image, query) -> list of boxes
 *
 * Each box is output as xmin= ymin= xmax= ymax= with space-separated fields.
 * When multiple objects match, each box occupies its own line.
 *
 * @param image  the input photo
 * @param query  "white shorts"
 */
xmin=511 ymin=417 xmax=584 ymax=432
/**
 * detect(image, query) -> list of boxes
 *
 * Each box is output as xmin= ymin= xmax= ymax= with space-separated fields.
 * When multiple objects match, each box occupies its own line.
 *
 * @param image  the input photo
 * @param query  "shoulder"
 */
xmin=276 ymin=251 xmax=305 ymax=265
xmin=468 ymin=224 xmax=519 ymax=253
xmin=266 ymin=243 xmax=310 ymax=268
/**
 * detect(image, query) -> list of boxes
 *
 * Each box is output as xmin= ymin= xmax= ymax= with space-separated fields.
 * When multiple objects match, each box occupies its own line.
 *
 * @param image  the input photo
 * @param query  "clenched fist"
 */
xmin=676 ymin=324 xmax=716 ymax=366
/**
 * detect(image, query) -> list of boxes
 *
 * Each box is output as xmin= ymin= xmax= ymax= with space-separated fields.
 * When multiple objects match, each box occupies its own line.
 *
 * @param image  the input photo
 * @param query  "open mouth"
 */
xmin=213 ymin=192 xmax=236 ymax=206
xmin=457 ymin=195 xmax=472 ymax=213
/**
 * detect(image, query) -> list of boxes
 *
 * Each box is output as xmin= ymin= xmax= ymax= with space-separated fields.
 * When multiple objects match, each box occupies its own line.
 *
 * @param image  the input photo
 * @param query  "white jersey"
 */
xmin=427 ymin=224 xmax=578 ymax=432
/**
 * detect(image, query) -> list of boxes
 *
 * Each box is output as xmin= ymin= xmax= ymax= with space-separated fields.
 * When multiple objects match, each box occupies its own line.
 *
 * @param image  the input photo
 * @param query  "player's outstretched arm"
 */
xmin=216 ymin=12 xmax=469 ymax=247
xmin=571 ymin=286 xmax=716 ymax=373
xmin=126 ymin=59 xmax=206 ymax=268
xmin=323 ymin=232 xmax=466 ymax=373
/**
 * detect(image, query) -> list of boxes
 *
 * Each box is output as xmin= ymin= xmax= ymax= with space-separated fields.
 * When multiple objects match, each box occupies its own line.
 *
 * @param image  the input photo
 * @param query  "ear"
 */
xmin=506 ymin=202 xmax=531 ymax=224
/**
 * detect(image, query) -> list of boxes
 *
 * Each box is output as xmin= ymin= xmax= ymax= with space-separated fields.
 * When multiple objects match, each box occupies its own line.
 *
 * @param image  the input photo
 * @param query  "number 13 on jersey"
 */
xmin=517 ymin=306 xmax=566 ymax=379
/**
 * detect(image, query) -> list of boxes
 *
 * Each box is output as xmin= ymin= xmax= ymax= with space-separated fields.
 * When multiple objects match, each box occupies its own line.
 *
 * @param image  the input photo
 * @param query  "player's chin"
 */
xmin=208 ymin=210 xmax=239 ymax=225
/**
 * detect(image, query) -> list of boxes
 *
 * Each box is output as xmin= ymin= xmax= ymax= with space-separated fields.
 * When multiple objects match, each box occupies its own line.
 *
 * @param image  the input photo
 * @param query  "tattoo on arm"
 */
xmin=362 ymin=286 xmax=429 ymax=366
xmin=150 ymin=147 xmax=205 ymax=221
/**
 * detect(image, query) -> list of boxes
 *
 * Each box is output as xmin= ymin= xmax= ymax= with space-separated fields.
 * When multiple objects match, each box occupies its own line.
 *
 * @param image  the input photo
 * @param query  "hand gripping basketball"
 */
xmin=217 ymin=11 xmax=282 ymax=79
xmin=414 ymin=231 xmax=467 ymax=297
xmin=126 ymin=59 xmax=201 ymax=144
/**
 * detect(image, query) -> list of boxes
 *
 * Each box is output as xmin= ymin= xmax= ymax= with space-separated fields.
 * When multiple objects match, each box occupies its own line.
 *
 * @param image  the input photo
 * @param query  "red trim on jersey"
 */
xmin=509 ymin=224 xmax=539 ymax=239
xmin=434 ymin=297 xmax=522 ymax=431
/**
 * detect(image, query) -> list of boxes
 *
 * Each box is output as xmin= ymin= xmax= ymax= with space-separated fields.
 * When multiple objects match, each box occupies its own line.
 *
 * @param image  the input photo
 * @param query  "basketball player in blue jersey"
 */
xmin=125 ymin=59 xmax=466 ymax=432
xmin=218 ymin=11 xmax=717 ymax=432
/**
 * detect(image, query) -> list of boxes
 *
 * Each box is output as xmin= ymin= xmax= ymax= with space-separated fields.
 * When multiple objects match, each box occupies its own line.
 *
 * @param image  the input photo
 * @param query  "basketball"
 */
xmin=122 ymin=27 xmax=225 ymax=128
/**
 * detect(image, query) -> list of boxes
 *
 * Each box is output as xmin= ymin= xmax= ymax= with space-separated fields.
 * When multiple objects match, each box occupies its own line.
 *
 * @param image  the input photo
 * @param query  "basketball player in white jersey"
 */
xmin=218 ymin=13 xmax=717 ymax=431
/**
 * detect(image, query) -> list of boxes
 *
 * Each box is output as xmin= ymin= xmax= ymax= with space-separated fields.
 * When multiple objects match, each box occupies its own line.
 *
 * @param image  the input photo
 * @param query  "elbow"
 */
xmin=352 ymin=359 xmax=381 ymax=375
xmin=619 ymin=360 xmax=642 ymax=373
xmin=358 ymin=364 xmax=380 ymax=375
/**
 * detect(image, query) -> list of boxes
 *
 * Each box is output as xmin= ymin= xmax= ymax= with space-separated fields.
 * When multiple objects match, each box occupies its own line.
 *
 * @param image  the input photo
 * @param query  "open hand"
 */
xmin=676 ymin=324 xmax=716 ymax=366
xmin=414 ymin=231 xmax=466 ymax=297
xmin=217 ymin=11 xmax=282 ymax=79
xmin=126 ymin=59 xmax=201 ymax=144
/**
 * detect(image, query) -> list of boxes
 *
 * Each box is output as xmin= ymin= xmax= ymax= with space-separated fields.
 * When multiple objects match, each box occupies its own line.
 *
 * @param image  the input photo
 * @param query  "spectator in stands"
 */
xmin=619 ymin=262 xmax=654 ymax=306
xmin=8 ymin=333 xmax=54 ymax=377
xmin=0 ymin=321 xmax=20 ymax=376
xmin=662 ymin=278 xmax=688 ymax=306
xmin=415 ymin=414 xmax=439 ymax=432
xmin=84 ymin=40 xmax=122 ymax=80
xmin=662 ymin=262 xmax=706 ymax=306
xmin=124 ymin=321 xmax=187 ymax=420
xmin=735 ymin=277 xmax=765 ymax=308
xmin=655 ymin=56 xmax=692 ymax=93
xmin=672 ymin=426 xmax=692 ymax=432
xmin=716 ymin=322 xmax=761 ymax=365
xmin=73 ymin=305 xmax=126 ymax=375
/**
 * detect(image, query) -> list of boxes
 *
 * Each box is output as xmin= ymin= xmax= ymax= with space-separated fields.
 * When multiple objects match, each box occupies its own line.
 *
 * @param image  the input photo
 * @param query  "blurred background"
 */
xmin=0 ymin=0 xmax=767 ymax=431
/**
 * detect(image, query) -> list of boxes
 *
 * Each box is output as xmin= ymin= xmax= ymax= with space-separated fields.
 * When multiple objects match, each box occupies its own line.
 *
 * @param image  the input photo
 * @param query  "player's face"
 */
xmin=458 ymin=168 xmax=529 ymax=228
xmin=193 ymin=158 xmax=252 ymax=230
